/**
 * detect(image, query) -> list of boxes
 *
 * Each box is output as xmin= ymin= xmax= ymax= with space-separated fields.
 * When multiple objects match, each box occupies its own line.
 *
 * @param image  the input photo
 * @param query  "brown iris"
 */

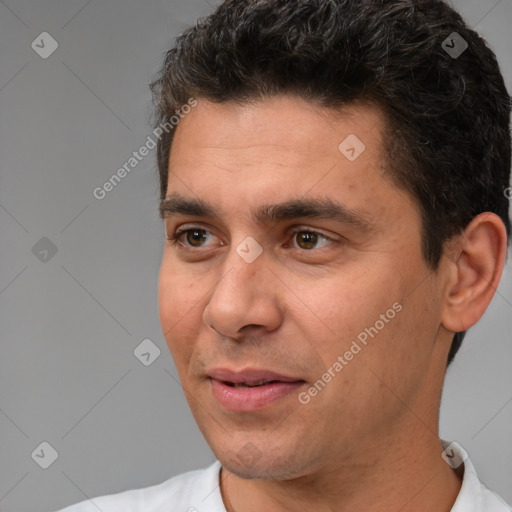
xmin=186 ymin=229 xmax=208 ymax=247
xmin=295 ymin=232 xmax=318 ymax=250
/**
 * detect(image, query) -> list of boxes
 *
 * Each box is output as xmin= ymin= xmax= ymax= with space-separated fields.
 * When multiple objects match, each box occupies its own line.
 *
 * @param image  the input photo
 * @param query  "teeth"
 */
xmin=232 ymin=380 xmax=272 ymax=388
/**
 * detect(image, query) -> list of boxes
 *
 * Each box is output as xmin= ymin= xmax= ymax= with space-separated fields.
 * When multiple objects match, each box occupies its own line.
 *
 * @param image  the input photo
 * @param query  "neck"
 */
xmin=220 ymin=427 xmax=462 ymax=512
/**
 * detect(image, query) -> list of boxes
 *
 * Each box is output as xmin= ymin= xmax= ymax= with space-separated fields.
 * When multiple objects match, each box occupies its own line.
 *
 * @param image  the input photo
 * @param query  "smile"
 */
xmin=207 ymin=368 xmax=306 ymax=412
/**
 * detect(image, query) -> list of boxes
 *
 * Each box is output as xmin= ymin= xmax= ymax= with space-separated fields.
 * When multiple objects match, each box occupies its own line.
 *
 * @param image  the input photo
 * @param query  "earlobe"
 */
xmin=441 ymin=212 xmax=508 ymax=333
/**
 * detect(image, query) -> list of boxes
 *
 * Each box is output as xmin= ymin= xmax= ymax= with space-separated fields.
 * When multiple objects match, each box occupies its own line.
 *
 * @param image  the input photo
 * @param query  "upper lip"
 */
xmin=208 ymin=367 xmax=304 ymax=384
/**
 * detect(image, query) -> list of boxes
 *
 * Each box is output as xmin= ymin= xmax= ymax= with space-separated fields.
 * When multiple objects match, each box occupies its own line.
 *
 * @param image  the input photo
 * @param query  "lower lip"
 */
xmin=210 ymin=378 xmax=305 ymax=412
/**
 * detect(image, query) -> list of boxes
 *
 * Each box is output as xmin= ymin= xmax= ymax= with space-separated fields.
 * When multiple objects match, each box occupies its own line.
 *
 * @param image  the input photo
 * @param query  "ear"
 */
xmin=441 ymin=212 xmax=508 ymax=333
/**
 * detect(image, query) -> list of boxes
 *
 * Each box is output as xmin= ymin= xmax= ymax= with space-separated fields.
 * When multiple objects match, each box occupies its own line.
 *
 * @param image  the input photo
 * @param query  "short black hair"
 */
xmin=150 ymin=0 xmax=511 ymax=365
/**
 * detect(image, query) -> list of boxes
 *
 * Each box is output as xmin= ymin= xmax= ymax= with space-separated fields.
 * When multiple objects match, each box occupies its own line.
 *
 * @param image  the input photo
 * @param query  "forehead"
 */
xmin=167 ymin=96 xmax=386 ymax=192
xmin=164 ymin=95 xmax=418 ymax=232
xmin=170 ymin=95 xmax=385 ymax=165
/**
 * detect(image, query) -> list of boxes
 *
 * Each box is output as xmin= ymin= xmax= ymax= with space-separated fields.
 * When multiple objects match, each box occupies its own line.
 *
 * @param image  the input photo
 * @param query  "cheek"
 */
xmin=158 ymin=258 xmax=206 ymax=358
xmin=292 ymin=267 xmax=402 ymax=347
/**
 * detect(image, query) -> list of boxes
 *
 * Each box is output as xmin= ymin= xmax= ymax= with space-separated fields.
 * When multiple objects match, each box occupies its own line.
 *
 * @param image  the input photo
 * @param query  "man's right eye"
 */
xmin=166 ymin=227 xmax=218 ymax=248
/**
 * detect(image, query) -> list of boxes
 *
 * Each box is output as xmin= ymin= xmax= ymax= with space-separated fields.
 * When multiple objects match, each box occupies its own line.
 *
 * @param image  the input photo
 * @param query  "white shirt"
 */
xmin=56 ymin=442 xmax=511 ymax=512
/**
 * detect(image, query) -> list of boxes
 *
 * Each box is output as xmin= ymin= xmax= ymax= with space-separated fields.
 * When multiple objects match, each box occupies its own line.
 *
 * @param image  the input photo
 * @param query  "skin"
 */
xmin=158 ymin=95 xmax=507 ymax=512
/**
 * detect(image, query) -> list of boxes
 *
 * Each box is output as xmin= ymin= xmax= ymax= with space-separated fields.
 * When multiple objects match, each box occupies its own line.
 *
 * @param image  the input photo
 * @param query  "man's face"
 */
xmin=158 ymin=96 xmax=446 ymax=479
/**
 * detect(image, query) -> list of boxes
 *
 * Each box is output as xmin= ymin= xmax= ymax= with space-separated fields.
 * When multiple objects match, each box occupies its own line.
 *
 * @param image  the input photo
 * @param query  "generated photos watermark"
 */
xmin=93 ymin=98 xmax=198 ymax=200
xmin=298 ymin=301 xmax=403 ymax=404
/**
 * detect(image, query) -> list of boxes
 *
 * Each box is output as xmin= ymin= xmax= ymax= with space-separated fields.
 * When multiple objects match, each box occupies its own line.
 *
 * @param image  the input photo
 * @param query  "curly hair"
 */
xmin=150 ymin=0 xmax=511 ymax=365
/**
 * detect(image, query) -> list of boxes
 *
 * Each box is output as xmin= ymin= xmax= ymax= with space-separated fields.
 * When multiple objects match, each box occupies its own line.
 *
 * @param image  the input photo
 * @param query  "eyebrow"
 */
xmin=159 ymin=193 xmax=376 ymax=233
xmin=160 ymin=194 xmax=215 ymax=219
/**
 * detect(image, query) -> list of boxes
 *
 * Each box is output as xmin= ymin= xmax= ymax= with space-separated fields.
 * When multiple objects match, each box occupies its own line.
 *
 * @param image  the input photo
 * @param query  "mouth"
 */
xmin=207 ymin=368 xmax=306 ymax=412
xmin=221 ymin=379 xmax=287 ymax=388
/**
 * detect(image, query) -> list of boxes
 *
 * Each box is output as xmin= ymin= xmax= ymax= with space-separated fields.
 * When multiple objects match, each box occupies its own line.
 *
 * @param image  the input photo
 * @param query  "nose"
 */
xmin=202 ymin=246 xmax=282 ymax=340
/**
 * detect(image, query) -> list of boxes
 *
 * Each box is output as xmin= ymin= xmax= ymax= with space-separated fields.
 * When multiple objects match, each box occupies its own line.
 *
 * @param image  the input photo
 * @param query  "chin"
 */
xmin=218 ymin=445 xmax=313 ymax=481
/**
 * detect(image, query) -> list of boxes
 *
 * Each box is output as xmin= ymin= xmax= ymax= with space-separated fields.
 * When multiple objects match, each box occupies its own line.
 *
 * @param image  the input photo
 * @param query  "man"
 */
xmin=58 ymin=0 xmax=511 ymax=510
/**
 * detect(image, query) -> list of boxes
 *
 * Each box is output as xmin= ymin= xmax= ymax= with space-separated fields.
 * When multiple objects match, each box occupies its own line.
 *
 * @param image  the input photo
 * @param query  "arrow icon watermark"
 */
xmin=31 ymin=237 xmax=58 ymax=262
xmin=31 ymin=32 xmax=59 ymax=59
xmin=31 ymin=441 xmax=59 ymax=469
xmin=134 ymin=339 xmax=161 ymax=366
xmin=236 ymin=237 xmax=263 ymax=263
xmin=441 ymin=32 xmax=468 ymax=59
xmin=338 ymin=134 xmax=366 ymax=161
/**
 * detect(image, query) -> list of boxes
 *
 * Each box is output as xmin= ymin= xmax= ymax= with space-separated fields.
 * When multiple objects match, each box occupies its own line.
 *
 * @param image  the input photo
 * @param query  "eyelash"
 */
xmin=166 ymin=226 xmax=334 ymax=250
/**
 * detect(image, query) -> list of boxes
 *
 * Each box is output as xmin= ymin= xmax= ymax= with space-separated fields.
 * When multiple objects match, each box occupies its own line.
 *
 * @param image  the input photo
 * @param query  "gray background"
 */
xmin=0 ymin=1 xmax=510 ymax=511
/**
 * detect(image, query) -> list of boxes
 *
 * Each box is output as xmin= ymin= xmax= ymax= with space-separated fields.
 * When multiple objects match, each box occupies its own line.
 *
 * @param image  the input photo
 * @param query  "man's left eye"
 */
xmin=291 ymin=230 xmax=332 ymax=250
